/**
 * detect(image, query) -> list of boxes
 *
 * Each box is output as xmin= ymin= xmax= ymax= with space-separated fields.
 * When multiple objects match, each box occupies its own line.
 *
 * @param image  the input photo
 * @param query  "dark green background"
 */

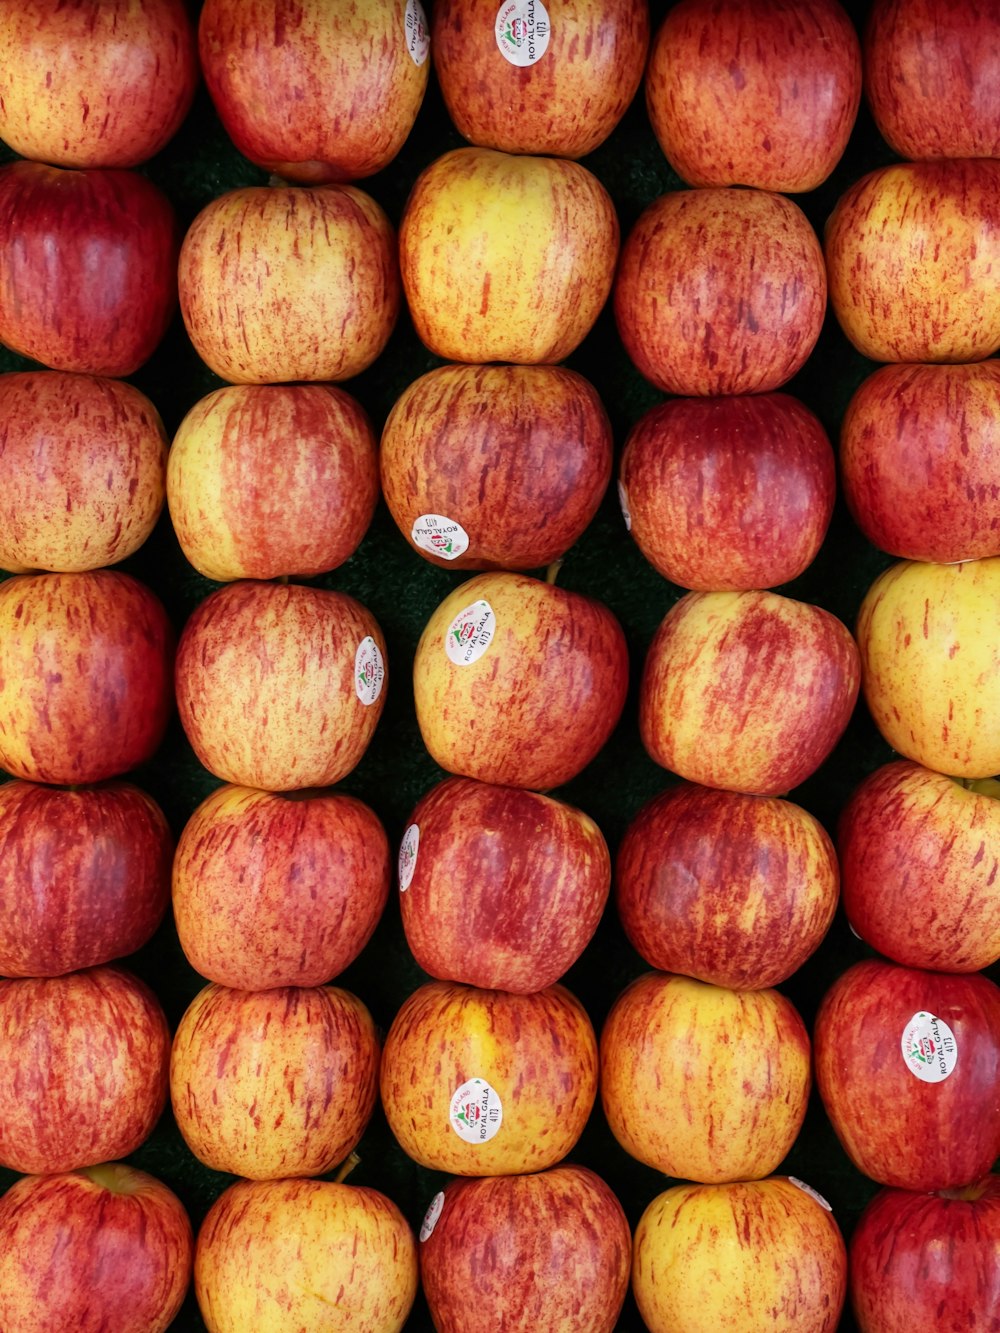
xmin=1 ymin=1 xmax=989 ymax=1329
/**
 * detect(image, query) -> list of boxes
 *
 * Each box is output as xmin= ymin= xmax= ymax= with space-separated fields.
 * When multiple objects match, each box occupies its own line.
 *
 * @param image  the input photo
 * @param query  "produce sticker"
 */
xmin=405 ymin=0 xmax=430 ymax=65
xmin=788 ymin=1177 xmax=833 ymax=1212
xmin=618 ymin=480 xmax=632 ymax=532
xmin=354 ymin=636 xmax=385 ymax=706
xmin=449 ymin=1077 xmax=503 ymax=1143
xmin=444 ymin=599 xmax=496 ymax=666
xmin=398 ymin=824 xmax=419 ymax=892
xmin=901 ymin=1011 xmax=958 ymax=1083
xmin=412 ymin=512 xmax=470 ymax=561
xmin=495 ymin=0 xmax=550 ymax=67
xmin=419 ymin=1191 xmax=445 ymax=1242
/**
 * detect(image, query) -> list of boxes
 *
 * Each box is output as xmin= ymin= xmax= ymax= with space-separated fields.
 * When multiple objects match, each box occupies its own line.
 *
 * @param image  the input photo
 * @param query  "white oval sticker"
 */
xmin=398 ymin=823 xmax=419 ymax=892
xmin=419 ymin=1190 xmax=445 ymax=1242
xmin=354 ymin=636 xmax=385 ymax=705
xmin=449 ymin=1077 xmax=503 ymax=1143
xmin=412 ymin=513 xmax=470 ymax=561
xmin=788 ymin=1177 xmax=833 ymax=1212
xmin=405 ymin=0 xmax=430 ymax=65
xmin=901 ymin=1011 xmax=958 ymax=1083
xmin=495 ymin=0 xmax=550 ymax=67
xmin=618 ymin=480 xmax=632 ymax=533
xmin=444 ymin=599 xmax=496 ymax=666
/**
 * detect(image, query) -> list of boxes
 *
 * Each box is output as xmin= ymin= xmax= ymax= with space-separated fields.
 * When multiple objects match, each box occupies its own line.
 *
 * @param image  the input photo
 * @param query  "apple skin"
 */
xmin=639 ymin=589 xmax=861 ymax=797
xmin=841 ymin=362 xmax=1000 ymax=564
xmin=633 ymin=1177 xmax=847 ymax=1333
xmin=398 ymin=775 xmax=610 ymax=993
xmin=600 ymin=971 xmax=811 ymax=1183
xmin=0 ymin=371 xmax=168 ymax=575
xmin=619 ymin=393 xmax=835 ymax=591
xmin=646 ymin=0 xmax=861 ymax=192
xmin=0 ymin=570 xmax=175 ymax=786
xmin=825 ymin=159 xmax=1000 ymax=364
xmin=849 ymin=1175 xmax=1000 ymax=1333
xmin=839 ymin=761 xmax=1000 ymax=973
xmin=170 ymin=982 xmax=380 ymax=1180
xmin=174 ymin=580 xmax=387 ymax=792
xmin=412 ymin=571 xmax=628 ymax=791
xmin=614 ymin=187 xmax=827 ymax=397
xmin=616 ymin=783 xmax=839 ymax=990
xmin=195 ymin=1178 xmax=418 ymax=1333
xmin=173 ymin=784 xmax=390 ymax=990
xmin=379 ymin=363 xmax=612 ymax=571
xmin=0 ymin=161 xmax=179 ymax=377
xmin=419 ymin=1166 xmax=631 ymax=1333
xmin=167 ymin=384 xmax=379 ymax=582
xmin=814 ymin=959 xmax=1000 ymax=1191
xmin=431 ymin=0 xmax=649 ymax=159
xmin=399 ymin=146 xmax=619 ymax=364
xmin=0 ymin=0 xmax=197 ymax=169
xmin=0 ymin=1164 xmax=194 ymax=1333
xmin=0 ymin=966 xmax=170 ymax=1175
xmin=199 ymin=0 xmax=429 ymax=183
xmin=0 ymin=779 xmax=173 ymax=979
xmin=865 ymin=0 xmax=1000 ymax=160
xmin=856 ymin=557 xmax=1000 ymax=780
xmin=178 ymin=183 xmax=399 ymax=384
xmin=380 ymin=980 xmax=598 ymax=1176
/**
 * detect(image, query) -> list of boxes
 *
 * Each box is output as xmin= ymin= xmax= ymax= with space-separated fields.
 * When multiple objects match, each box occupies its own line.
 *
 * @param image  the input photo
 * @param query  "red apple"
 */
xmin=167 ymin=383 xmax=379 ymax=582
xmin=0 ymin=161 xmax=179 ymax=376
xmin=399 ymin=146 xmax=619 ymax=364
xmin=174 ymin=580 xmax=387 ymax=792
xmin=0 ymin=570 xmax=174 ymax=786
xmin=616 ymin=783 xmax=839 ymax=990
xmin=0 ymin=1164 xmax=194 ymax=1333
xmin=0 ymin=966 xmax=170 ymax=1175
xmin=419 ymin=1166 xmax=631 ymax=1333
xmin=173 ymin=784 xmax=390 ymax=990
xmin=614 ymin=186 xmax=827 ymax=396
xmin=825 ymin=159 xmax=1000 ymax=364
xmin=814 ymin=959 xmax=1000 ymax=1191
xmin=178 ymin=183 xmax=399 ymax=384
xmin=850 ymin=1175 xmax=1000 ymax=1333
xmin=431 ymin=0 xmax=649 ymax=159
xmin=0 ymin=371 xmax=168 ymax=574
xmin=841 ymin=361 xmax=1000 ymax=563
xmin=619 ymin=393 xmax=835 ymax=591
xmin=199 ymin=0 xmax=430 ymax=183
xmin=639 ymin=589 xmax=861 ymax=796
xmin=646 ymin=0 xmax=861 ymax=191
xmin=865 ymin=0 xmax=1000 ymax=160
xmin=0 ymin=0 xmax=197 ymax=168
xmin=412 ymin=571 xmax=628 ymax=791
xmin=398 ymin=776 xmax=610 ymax=992
xmin=379 ymin=363 xmax=612 ymax=571
xmin=0 ymin=779 xmax=173 ymax=978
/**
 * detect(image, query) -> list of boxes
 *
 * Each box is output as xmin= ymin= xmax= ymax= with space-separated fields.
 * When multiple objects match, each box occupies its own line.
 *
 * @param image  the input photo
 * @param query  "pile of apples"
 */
xmin=1 ymin=1 xmax=1000 ymax=1331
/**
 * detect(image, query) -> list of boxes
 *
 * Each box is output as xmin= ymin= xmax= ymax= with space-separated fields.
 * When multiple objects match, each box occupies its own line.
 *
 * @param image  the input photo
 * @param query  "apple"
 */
xmin=633 ymin=1177 xmax=847 ymax=1333
xmin=614 ymin=186 xmax=827 ymax=397
xmin=850 ymin=1175 xmax=1000 ymax=1333
xmin=178 ymin=182 xmax=399 ymax=384
xmin=646 ymin=0 xmax=861 ymax=192
xmin=174 ymin=579 xmax=387 ymax=792
xmin=0 ymin=0 xmax=197 ymax=168
xmin=0 ymin=569 xmax=174 ymax=786
xmin=0 ymin=1163 xmax=194 ymax=1333
xmin=431 ymin=0 xmax=649 ymax=159
xmin=0 ymin=779 xmax=173 ymax=979
xmin=399 ymin=146 xmax=619 ymax=364
xmin=825 ymin=159 xmax=1000 ymax=364
xmin=0 ymin=965 xmax=170 ymax=1175
xmin=619 ymin=392 xmax=836 ymax=591
xmin=0 ymin=161 xmax=179 ymax=376
xmin=616 ymin=782 xmax=839 ymax=990
xmin=814 ymin=959 xmax=1000 ymax=1191
xmin=397 ymin=775 xmax=610 ymax=992
xmin=380 ymin=979 xmax=598 ymax=1176
xmin=600 ymin=971 xmax=811 ymax=1183
xmin=170 ymin=981 xmax=380 ymax=1180
xmin=379 ymin=363 xmax=612 ymax=571
xmin=167 ymin=383 xmax=379 ymax=582
xmin=418 ymin=1165 xmax=631 ymax=1333
xmin=199 ymin=0 xmax=430 ymax=183
xmin=840 ymin=361 xmax=1000 ymax=564
xmin=839 ymin=761 xmax=1000 ymax=973
xmin=856 ymin=557 xmax=1000 ymax=779
xmin=173 ymin=784 xmax=390 ymax=990
xmin=0 ymin=371 xmax=168 ymax=574
xmin=639 ymin=588 xmax=861 ymax=796
xmin=412 ymin=571 xmax=628 ymax=791
xmin=195 ymin=1177 xmax=418 ymax=1333
xmin=865 ymin=0 xmax=1000 ymax=160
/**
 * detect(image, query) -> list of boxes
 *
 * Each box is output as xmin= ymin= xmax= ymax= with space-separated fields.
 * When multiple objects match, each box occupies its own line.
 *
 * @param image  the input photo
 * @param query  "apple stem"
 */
xmin=545 ymin=559 xmax=563 ymax=586
xmin=332 ymin=1151 xmax=361 ymax=1185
